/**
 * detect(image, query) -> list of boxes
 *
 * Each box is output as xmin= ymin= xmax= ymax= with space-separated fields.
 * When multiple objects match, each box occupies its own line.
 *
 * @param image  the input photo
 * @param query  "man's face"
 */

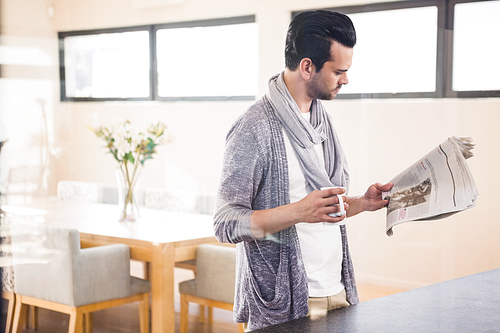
xmin=306 ymin=42 xmax=353 ymax=100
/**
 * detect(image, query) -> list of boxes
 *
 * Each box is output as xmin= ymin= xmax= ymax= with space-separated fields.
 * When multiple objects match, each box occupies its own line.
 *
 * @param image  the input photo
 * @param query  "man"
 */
xmin=213 ymin=10 xmax=392 ymax=331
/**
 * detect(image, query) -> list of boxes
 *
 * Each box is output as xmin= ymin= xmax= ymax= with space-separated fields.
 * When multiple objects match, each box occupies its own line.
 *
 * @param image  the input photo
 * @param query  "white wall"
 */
xmin=1 ymin=0 xmax=499 ymax=290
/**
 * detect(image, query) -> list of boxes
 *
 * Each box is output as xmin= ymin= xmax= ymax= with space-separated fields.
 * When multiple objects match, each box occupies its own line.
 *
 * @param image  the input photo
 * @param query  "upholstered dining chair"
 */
xmin=179 ymin=244 xmax=243 ymax=333
xmin=57 ymin=180 xmax=134 ymax=205
xmin=6 ymin=165 xmax=41 ymax=198
xmin=1 ymin=213 xmax=17 ymax=333
xmin=11 ymin=224 xmax=150 ymax=333
xmin=1 ymin=211 xmax=43 ymax=332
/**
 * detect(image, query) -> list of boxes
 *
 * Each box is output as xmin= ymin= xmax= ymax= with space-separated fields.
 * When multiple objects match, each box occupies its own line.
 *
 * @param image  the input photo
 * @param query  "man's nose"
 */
xmin=340 ymin=73 xmax=349 ymax=85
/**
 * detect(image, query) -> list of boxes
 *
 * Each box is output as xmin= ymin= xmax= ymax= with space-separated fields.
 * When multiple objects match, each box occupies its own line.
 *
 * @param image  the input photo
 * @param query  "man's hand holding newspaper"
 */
xmin=382 ymin=137 xmax=478 ymax=236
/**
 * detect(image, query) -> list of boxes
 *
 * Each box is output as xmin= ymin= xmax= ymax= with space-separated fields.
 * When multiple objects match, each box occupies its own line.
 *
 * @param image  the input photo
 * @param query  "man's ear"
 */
xmin=299 ymin=58 xmax=315 ymax=81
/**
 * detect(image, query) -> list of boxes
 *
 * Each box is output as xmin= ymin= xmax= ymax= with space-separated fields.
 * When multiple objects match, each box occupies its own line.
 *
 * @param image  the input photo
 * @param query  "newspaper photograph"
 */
xmin=382 ymin=137 xmax=478 ymax=236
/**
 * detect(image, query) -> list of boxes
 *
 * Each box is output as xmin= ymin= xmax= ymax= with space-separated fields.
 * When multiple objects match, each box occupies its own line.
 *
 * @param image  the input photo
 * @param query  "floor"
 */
xmin=1 ymin=303 xmax=239 ymax=333
xmin=1 ymin=264 xmax=407 ymax=333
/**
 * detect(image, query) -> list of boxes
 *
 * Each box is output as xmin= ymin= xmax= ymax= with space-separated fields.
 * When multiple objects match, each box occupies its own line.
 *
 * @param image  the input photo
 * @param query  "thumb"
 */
xmin=375 ymin=182 xmax=393 ymax=192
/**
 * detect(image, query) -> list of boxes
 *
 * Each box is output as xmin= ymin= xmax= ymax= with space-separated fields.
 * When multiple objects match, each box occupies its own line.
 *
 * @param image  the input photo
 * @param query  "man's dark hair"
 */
xmin=285 ymin=10 xmax=356 ymax=72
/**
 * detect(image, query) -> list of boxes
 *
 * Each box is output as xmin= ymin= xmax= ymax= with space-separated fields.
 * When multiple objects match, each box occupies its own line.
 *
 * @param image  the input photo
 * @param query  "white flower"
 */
xmin=90 ymin=118 xmax=169 ymax=165
xmin=112 ymin=126 xmax=127 ymax=142
xmin=86 ymin=113 xmax=100 ymax=132
xmin=131 ymin=132 xmax=145 ymax=150
xmin=114 ymin=137 xmax=131 ymax=158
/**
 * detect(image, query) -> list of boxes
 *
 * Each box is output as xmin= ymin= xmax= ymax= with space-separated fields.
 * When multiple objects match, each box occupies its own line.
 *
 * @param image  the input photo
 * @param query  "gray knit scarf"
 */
xmin=267 ymin=72 xmax=350 ymax=193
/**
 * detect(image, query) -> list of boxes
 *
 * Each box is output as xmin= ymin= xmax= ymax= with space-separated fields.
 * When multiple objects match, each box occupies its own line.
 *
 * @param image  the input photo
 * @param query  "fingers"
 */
xmin=322 ymin=206 xmax=347 ymax=222
xmin=318 ymin=188 xmax=348 ymax=218
xmin=323 ymin=194 xmax=347 ymax=206
xmin=301 ymin=189 xmax=349 ymax=224
xmin=323 ymin=199 xmax=349 ymax=216
xmin=318 ymin=187 xmax=346 ymax=197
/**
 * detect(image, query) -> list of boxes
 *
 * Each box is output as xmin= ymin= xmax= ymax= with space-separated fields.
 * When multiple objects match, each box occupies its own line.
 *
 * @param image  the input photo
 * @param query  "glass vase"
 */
xmin=115 ymin=162 xmax=142 ymax=222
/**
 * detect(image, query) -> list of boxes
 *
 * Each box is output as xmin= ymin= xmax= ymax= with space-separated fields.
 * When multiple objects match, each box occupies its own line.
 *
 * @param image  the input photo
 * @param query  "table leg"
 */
xmin=151 ymin=242 xmax=175 ymax=333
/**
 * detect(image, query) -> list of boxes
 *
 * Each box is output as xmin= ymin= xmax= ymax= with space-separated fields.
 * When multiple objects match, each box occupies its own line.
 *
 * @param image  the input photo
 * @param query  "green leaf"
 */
xmin=124 ymin=152 xmax=135 ymax=164
xmin=141 ymin=155 xmax=153 ymax=165
xmin=146 ymin=138 xmax=155 ymax=151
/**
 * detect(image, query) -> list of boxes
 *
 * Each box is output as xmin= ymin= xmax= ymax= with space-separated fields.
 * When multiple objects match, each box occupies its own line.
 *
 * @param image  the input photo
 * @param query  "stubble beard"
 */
xmin=307 ymin=75 xmax=341 ymax=101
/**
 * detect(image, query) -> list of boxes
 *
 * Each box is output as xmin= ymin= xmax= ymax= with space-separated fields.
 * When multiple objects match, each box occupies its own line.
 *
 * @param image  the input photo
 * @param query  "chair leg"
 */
xmin=180 ymin=294 xmax=189 ymax=333
xmin=83 ymin=312 xmax=93 ymax=333
xmin=24 ymin=305 xmax=30 ymax=328
xmin=68 ymin=308 xmax=83 ymax=333
xmin=12 ymin=297 xmax=28 ymax=333
xmin=31 ymin=305 xmax=38 ymax=329
xmin=207 ymin=306 xmax=213 ymax=324
xmin=5 ymin=292 xmax=15 ymax=333
xmin=199 ymin=305 xmax=206 ymax=322
xmin=143 ymin=262 xmax=150 ymax=281
xmin=138 ymin=293 xmax=149 ymax=333
xmin=238 ymin=323 xmax=245 ymax=333
xmin=23 ymin=305 xmax=39 ymax=329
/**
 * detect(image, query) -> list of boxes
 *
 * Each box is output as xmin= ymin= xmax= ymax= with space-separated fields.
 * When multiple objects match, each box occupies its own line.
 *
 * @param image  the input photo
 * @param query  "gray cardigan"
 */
xmin=213 ymin=95 xmax=359 ymax=331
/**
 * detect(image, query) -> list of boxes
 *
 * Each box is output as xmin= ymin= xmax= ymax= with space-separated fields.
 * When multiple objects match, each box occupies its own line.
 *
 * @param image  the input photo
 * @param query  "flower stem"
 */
xmin=119 ymin=155 xmax=142 ymax=221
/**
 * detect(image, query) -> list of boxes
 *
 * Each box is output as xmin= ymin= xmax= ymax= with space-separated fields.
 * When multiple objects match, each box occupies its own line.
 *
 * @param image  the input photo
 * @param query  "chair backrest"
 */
xmin=1 ymin=266 xmax=14 ymax=292
xmin=12 ymin=223 xmax=135 ymax=307
xmin=57 ymin=180 xmax=144 ymax=205
xmin=57 ymin=181 xmax=102 ymax=203
xmin=8 ymin=166 xmax=41 ymax=183
xmin=12 ymin=224 xmax=80 ymax=305
xmin=7 ymin=165 xmax=41 ymax=194
xmin=194 ymin=244 xmax=236 ymax=304
xmin=144 ymin=188 xmax=197 ymax=212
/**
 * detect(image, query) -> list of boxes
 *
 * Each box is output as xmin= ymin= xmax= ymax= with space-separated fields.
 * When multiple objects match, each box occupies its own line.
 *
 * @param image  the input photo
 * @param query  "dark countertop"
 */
xmin=252 ymin=268 xmax=500 ymax=333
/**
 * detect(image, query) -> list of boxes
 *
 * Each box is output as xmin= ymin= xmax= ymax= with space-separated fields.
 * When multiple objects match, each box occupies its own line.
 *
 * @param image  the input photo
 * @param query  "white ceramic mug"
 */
xmin=320 ymin=186 xmax=346 ymax=226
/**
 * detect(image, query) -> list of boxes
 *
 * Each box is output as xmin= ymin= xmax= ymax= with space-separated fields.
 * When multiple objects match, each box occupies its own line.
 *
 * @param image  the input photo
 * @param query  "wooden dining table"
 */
xmin=3 ymin=196 xmax=219 ymax=333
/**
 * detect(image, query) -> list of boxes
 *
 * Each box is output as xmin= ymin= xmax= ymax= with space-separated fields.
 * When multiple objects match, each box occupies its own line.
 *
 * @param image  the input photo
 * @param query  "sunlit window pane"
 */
xmin=453 ymin=1 xmax=500 ymax=91
xmin=63 ymin=30 xmax=150 ymax=98
xmin=339 ymin=6 xmax=438 ymax=95
xmin=156 ymin=23 xmax=258 ymax=98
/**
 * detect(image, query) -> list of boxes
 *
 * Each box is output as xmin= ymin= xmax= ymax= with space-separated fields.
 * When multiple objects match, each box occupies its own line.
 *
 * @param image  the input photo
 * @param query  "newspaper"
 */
xmin=382 ymin=137 xmax=478 ymax=237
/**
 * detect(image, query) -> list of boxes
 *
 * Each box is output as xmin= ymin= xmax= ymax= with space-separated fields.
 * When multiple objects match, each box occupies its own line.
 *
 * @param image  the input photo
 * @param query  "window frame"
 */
xmin=294 ymin=0 xmax=500 ymax=99
xmin=58 ymin=15 xmax=257 ymax=102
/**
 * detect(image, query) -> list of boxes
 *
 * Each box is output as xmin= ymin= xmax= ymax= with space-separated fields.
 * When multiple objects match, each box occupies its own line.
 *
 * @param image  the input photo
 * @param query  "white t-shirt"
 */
xmin=283 ymin=112 xmax=344 ymax=297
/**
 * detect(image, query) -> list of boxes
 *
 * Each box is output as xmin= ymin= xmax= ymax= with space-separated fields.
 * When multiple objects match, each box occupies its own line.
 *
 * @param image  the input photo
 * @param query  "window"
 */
xmin=61 ymin=28 xmax=151 ymax=100
xmin=340 ymin=6 xmax=439 ymax=96
xmin=448 ymin=0 xmax=500 ymax=97
xmin=58 ymin=16 xmax=257 ymax=101
xmin=156 ymin=17 xmax=258 ymax=100
xmin=295 ymin=0 xmax=500 ymax=98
